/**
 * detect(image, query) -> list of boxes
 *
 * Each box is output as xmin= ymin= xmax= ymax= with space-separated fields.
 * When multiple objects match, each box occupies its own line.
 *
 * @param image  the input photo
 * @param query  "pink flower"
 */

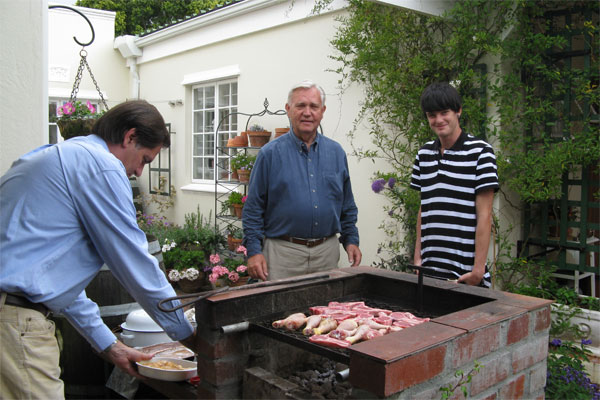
xmin=236 ymin=265 xmax=247 ymax=273
xmin=86 ymin=100 xmax=96 ymax=114
xmin=60 ymin=102 xmax=75 ymax=116
xmin=210 ymin=254 xmax=221 ymax=264
xmin=209 ymin=273 xmax=219 ymax=283
xmin=242 ymin=195 xmax=248 ymax=203
xmin=228 ymin=271 xmax=239 ymax=282
xmin=236 ymin=245 xmax=247 ymax=256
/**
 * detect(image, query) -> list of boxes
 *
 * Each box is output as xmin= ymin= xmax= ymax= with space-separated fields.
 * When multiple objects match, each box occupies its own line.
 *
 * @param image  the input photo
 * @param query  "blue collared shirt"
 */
xmin=0 ymin=135 xmax=192 ymax=352
xmin=242 ymin=130 xmax=359 ymax=257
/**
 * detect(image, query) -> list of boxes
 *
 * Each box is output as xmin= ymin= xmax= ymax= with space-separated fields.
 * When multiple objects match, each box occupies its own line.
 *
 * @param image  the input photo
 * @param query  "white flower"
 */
xmin=168 ymin=269 xmax=182 ymax=282
xmin=162 ymin=240 xmax=177 ymax=253
xmin=183 ymin=268 xmax=200 ymax=281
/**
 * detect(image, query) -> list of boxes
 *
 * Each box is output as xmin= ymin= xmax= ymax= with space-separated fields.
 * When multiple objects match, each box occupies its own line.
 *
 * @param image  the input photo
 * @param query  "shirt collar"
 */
xmin=290 ymin=128 xmax=320 ymax=153
xmin=432 ymin=130 xmax=468 ymax=152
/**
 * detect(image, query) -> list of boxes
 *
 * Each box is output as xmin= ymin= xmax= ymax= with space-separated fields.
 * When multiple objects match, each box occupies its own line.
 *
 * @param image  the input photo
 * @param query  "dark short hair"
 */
xmin=92 ymin=100 xmax=170 ymax=148
xmin=420 ymin=82 xmax=462 ymax=116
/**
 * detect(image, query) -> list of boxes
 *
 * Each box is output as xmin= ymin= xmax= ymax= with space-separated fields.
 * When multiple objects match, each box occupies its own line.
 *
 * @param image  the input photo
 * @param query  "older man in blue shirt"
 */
xmin=243 ymin=81 xmax=362 ymax=281
xmin=0 ymin=100 xmax=195 ymax=399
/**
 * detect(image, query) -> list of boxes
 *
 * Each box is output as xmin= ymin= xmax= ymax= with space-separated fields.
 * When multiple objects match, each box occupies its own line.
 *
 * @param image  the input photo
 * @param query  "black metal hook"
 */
xmin=49 ymin=5 xmax=95 ymax=47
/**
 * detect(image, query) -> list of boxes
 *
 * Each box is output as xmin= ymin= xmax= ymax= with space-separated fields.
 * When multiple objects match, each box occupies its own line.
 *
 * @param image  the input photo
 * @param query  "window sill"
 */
xmin=181 ymin=183 xmax=239 ymax=193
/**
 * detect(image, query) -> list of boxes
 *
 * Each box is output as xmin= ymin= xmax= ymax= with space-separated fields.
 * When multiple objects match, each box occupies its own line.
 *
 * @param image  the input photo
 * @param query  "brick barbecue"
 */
xmin=186 ymin=267 xmax=552 ymax=399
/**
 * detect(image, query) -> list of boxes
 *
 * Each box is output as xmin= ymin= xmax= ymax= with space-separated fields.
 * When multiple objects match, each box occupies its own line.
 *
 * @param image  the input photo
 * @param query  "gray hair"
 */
xmin=287 ymin=80 xmax=326 ymax=106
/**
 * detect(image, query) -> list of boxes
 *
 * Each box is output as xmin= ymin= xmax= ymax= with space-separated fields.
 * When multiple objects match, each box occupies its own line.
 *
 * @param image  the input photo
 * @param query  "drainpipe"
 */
xmin=114 ymin=35 xmax=141 ymax=99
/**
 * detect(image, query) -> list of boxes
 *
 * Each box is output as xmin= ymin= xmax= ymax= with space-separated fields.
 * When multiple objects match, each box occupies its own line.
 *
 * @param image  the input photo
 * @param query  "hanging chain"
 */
xmin=69 ymin=49 xmax=109 ymax=111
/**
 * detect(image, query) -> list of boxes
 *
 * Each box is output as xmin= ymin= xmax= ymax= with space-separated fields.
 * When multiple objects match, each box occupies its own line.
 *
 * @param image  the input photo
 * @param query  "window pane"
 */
xmin=206 ymin=86 xmax=215 ymax=108
xmin=193 ymin=111 xmax=203 ymax=133
xmin=204 ymin=158 xmax=214 ymax=180
xmin=193 ymin=134 xmax=203 ymax=156
xmin=232 ymin=83 xmax=238 ymax=105
xmin=219 ymin=84 xmax=230 ymax=107
xmin=205 ymin=110 xmax=215 ymax=132
xmin=193 ymin=157 xmax=203 ymax=180
xmin=206 ymin=134 xmax=214 ymax=156
xmin=220 ymin=109 xmax=230 ymax=131
xmin=231 ymin=108 xmax=238 ymax=131
xmin=193 ymin=88 xmax=204 ymax=109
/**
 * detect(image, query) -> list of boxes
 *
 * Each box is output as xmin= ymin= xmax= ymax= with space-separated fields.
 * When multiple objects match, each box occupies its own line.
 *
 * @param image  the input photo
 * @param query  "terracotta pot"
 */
xmin=228 ymin=234 xmax=243 ymax=251
xmin=237 ymin=169 xmax=250 ymax=183
xmin=229 ymin=276 xmax=249 ymax=287
xmin=231 ymin=169 xmax=239 ymax=181
xmin=232 ymin=203 xmax=243 ymax=219
xmin=275 ymin=128 xmax=289 ymax=138
xmin=247 ymin=131 xmax=271 ymax=147
xmin=230 ymin=135 xmax=247 ymax=147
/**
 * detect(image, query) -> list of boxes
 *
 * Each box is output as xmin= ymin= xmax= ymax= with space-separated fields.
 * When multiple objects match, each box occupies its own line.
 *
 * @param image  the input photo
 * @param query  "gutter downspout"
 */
xmin=114 ymin=35 xmax=142 ymax=99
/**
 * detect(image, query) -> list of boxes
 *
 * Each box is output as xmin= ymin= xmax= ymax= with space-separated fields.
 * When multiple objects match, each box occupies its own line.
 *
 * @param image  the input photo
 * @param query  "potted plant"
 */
xmin=245 ymin=123 xmax=271 ymax=147
xmin=228 ymin=191 xmax=244 ymax=218
xmin=231 ymin=153 xmax=256 ymax=183
xmin=205 ymin=246 xmax=249 ymax=287
xmin=227 ymin=227 xmax=243 ymax=251
xmin=52 ymin=100 xmax=104 ymax=140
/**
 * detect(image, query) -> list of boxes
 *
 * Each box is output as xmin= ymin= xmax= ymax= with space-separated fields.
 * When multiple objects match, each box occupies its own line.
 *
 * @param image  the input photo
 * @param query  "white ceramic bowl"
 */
xmin=136 ymin=357 xmax=198 ymax=381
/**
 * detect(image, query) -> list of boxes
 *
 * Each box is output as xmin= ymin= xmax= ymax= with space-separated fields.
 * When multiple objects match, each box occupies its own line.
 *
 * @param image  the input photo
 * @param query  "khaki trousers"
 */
xmin=263 ymin=236 xmax=340 ymax=281
xmin=0 ymin=304 xmax=64 ymax=400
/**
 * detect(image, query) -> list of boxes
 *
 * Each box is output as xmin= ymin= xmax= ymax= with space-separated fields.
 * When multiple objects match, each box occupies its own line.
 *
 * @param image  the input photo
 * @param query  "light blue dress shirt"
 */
xmin=0 ymin=135 xmax=192 ymax=352
xmin=242 ymin=130 xmax=359 ymax=257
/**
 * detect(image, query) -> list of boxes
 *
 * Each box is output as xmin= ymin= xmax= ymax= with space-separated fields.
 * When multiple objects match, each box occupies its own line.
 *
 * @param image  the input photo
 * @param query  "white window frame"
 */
xmin=181 ymin=66 xmax=240 ymax=193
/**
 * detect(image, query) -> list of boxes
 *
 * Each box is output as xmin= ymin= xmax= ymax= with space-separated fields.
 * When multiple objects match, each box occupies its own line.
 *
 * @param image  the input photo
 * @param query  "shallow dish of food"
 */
xmin=136 ymin=357 xmax=198 ymax=381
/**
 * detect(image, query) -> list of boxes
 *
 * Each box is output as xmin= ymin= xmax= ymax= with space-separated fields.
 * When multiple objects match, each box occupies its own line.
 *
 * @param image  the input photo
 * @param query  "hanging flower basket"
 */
xmin=57 ymin=118 xmax=96 ymax=140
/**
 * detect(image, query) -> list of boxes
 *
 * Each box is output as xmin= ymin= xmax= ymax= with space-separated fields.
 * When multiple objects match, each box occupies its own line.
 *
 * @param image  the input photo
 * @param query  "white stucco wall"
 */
xmin=129 ymin=1 xmax=391 ymax=266
xmin=0 ymin=0 xmax=47 ymax=175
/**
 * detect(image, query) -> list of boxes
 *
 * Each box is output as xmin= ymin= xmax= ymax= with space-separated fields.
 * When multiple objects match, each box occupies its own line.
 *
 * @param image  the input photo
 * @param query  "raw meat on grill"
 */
xmin=329 ymin=319 xmax=359 ymax=340
xmin=309 ymin=334 xmax=351 ymax=349
xmin=302 ymin=315 xmax=323 ymax=335
xmin=308 ymin=318 xmax=338 ymax=335
xmin=272 ymin=312 xmax=307 ymax=331
xmin=272 ymin=301 xmax=429 ymax=348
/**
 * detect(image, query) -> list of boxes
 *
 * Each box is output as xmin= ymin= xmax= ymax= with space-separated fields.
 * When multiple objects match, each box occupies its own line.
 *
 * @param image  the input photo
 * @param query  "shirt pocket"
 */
xmin=323 ymin=172 xmax=343 ymax=202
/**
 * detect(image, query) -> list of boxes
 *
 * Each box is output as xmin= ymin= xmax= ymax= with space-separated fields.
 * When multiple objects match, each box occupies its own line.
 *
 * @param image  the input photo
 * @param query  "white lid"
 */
xmin=121 ymin=309 xmax=163 ymax=332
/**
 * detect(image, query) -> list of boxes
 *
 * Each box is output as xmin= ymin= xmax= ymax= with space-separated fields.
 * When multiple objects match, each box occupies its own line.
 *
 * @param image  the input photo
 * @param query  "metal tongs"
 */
xmin=158 ymin=273 xmax=331 ymax=313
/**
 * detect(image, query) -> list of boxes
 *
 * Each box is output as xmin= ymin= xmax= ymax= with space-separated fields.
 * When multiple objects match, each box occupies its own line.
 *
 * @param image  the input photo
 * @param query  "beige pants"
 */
xmin=0 ymin=304 xmax=64 ymax=400
xmin=263 ymin=236 xmax=340 ymax=280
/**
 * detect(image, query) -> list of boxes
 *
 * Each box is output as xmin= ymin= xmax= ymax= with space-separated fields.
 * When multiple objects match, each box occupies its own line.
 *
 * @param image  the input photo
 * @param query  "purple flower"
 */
xmin=388 ymin=178 xmax=396 ymax=189
xmin=371 ymin=179 xmax=386 ymax=193
xmin=582 ymin=338 xmax=593 ymax=345
xmin=550 ymin=338 xmax=562 ymax=346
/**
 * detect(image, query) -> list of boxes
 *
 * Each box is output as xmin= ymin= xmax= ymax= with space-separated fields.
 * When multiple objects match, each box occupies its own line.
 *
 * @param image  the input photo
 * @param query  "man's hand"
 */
xmin=457 ymin=271 xmax=484 ymax=286
xmin=179 ymin=330 xmax=197 ymax=351
xmin=345 ymin=244 xmax=362 ymax=267
xmin=248 ymin=254 xmax=268 ymax=281
xmin=101 ymin=340 xmax=153 ymax=380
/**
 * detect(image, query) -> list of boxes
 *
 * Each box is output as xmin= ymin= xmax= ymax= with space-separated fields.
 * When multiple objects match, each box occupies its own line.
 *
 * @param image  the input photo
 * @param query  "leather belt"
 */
xmin=3 ymin=293 xmax=50 ymax=317
xmin=277 ymin=235 xmax=333 ymax=248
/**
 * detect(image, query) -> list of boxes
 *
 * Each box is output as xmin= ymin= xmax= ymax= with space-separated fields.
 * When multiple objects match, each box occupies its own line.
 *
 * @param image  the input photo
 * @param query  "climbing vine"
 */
xmin=324 ymin=0 xmax=599 ymax=263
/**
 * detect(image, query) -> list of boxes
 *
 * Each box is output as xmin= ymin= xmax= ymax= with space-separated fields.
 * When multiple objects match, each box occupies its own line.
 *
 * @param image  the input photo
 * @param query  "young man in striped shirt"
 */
xmin=411 ymin=82 xmax=499 ymax=287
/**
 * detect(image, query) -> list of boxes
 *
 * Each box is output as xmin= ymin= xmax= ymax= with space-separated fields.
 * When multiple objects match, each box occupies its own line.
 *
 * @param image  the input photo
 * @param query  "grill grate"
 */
xmin=250 ymin=296 xmax=441 ymax=364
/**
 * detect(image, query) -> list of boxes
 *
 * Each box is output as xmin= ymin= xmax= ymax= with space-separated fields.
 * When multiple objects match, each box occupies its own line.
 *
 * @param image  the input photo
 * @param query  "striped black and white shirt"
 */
xmin=410 ymin=131 xmax=499 ymax=287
